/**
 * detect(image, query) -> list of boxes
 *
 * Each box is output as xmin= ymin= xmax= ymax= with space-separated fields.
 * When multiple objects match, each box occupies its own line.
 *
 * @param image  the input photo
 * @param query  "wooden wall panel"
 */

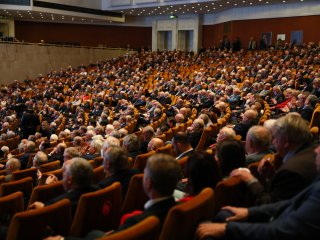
xmin=15 ymin=21 xmax=152 ymax=49
xmin=202 ymin=15 xmax=320 ymax=49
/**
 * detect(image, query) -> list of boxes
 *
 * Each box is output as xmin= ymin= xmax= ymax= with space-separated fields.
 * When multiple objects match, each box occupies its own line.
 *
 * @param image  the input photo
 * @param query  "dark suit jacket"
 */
xmin=299 ymin=105 xmax=314 ymax=122
xmin=176 ymin=149 xmax=195 ymax=160
xmin=233 ymin=121 xmax=254 ymax=141
xmin=246 ymin=149 xmax=274 ymax=166
xmin=248 ymin=144 xmax=318 ymax=205
xmin=225 ymin=176 xmax=320 ymax=240
xmin=46 ymin=185 xmax=99 ymax=216
xmin=82 ymin=153 xmax=101 ymax=160
xmin=118 ymin=197 xmax=176 ymax=232
xmin=98 ymin=169 xmax=139 ymax=198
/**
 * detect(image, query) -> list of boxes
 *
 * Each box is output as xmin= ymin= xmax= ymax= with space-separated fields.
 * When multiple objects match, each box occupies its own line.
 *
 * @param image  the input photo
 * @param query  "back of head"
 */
xmin=246 ymin=126 xmax=271 ymax=152
xmin=243 ymin=109 xmax=257 ymax=123
xmin=64 ymin=147 xmax=80 ymax=160
xmin=216 ymin=139 xmax=246 ymax=176
xmin=104 ymin=146 xmax=129 ymax=175
xmin=147 ymin=138 xmax=165 ymax=152
xmin=123 ymin=134 xmax=140 ymax=152
xmin=65 ymin=157 xmax=93 ymax=187
xmin=217 ymin=127 xmax=236 ymax=143
xmin=273 ymin=113 xmax=312 ymax=148
xmin=185 ymin=151 xmax=222 ymax=195
xmin=6 ymin=158 xmax=21 ymax=173
xmin=102 ymin=136 xmax=121 ymax=154
xmin=33 ymin=151 xmax=48 ymax=167
xmin=145 ymin=153 xmax=181 ymax=196
xmin=173 ymin=132 xmax=191 ymax=146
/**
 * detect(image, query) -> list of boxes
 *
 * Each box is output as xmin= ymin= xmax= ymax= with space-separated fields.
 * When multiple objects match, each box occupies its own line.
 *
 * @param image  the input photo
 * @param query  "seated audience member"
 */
xmin=82 ymin=139 xmax=103 ymax=160
xmin=231 ymin=113 xmax=317 ymax=205
xmin=187 ymin=118 xmax=205 ymax=149
xmin=122 ymin=134 xmax=142 ymax=160
xmin=172 ymin=132 xmax=194 ymax=160
xmin=140 ymin=126 xmax=155 ymax=153
xmin=210 ymin=127 xmax=237 ymax=148
xmin=233 ymin=109 xmax=258 ymax=140
xmin=48 ymin=153 xmax=181 ymax=240
xmin=0 ymin=146 xmax=12 ymax=162
xmin=32 ymin=151 xmax=48 ymax=168
xmin=198 ymin=113 xmax=213 ymax=128
xmin=245 ymin=126 xmax=273 ymax=165
xmin=176 ymin=151 xmax=222 ymax=202
xmin=48 ymin=142 xmax=67 ymax=164
xmin=215 ymin=139 xmax=246 ymax=178
xmin=99 ymin=146 xmax=139 ymax=197
xmin=4 ymin=158 xmax=21 ymax=182
xmin=63 ymin=147 xmax=80 ymax=163
xmin=29 ymin=157 xmax=98 ymax=216
xmin=175 ymin=113 xmax=185 ymax=126
xmin=19 ymin=141 xmax=36 ymax=169
xmin=147 ymin=137 xmax=165 ymax=152
xmin=299 ymin=94 xmax=318 ymax=122
xmin=101 ymin=136 xmax=120 ymax=157
xmin=196 ymin=144 xmax=320 ymax=240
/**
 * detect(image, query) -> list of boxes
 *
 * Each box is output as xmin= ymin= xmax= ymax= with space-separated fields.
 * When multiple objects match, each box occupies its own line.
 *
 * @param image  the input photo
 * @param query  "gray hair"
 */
xmin=33 ymin=151 xmax=48 ymax=167
xmin=64 ymin=147 xmax=80 ymax=159
xmin=65 ymin=157 xmax=93 ymax=186
xmin=123 ymin=134 xmax=140 ymax=152
xmin=273 ymin=113 xmax=312 ymax=147
xmin=104 ymin=146 xmax=129 ymax=175
xmin=247 ymin=126 xmax=271 ymax=148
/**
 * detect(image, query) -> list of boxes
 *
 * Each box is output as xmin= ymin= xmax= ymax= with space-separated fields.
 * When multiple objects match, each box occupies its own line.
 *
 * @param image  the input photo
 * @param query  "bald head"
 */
xmin=246 ymin=126 xmax=271 ymax=154
xmin=243 ymin=109 xmax=257 ymax=123
xmin=147 ymin=138 xmax=165 ymax=152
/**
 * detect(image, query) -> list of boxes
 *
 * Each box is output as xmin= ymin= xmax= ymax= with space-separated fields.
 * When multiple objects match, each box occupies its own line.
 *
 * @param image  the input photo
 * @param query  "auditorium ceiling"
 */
xmin=0 ymin=0 xmax=316 ymax=24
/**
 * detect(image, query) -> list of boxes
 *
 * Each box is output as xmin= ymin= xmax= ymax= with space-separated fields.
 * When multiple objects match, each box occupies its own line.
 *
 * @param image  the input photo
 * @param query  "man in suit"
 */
xmin=299 ymin=94 xmax=318 ymax=122
xmin=233 ymin=109 xmax=257 ymax=141
xmin=117 ymin=153 xmax=181 ymax=231
xmin=98 ymin=146 xmax=139 ymax=198
xmin=20 ymin=104 xmax=41 ymax=139
xmin=232 ymin=113 xmax=317 ymax=205
xmin=173 ymin=132 xmax=195 ymax=160
xmin=196 ymin=144 xmax=320 ymax=240
xmin=29 ymin=157 xmax=98 ymax=216
xmin=245 ymin=126 xmax=274 ymax=165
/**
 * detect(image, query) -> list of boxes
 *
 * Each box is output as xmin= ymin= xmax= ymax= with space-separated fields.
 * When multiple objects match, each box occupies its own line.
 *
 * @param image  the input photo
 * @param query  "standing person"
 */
xmin=20 ymin=102 xmax=40 ymax=139
xmin=248 ymin=37 xmax=256 ymax=50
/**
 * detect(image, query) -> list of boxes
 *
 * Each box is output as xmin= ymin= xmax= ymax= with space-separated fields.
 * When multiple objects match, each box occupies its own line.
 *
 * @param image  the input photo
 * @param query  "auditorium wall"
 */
xmin=202 ymin=15 xmax=320 ymax=49
xmin=0 ymin=43 xmax=132 ymax=84
xmin=14 ymin=21 xmax=152 ymax=50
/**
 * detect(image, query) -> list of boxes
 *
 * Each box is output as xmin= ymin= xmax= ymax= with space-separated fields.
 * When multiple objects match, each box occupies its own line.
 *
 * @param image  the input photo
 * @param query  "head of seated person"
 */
xmin=215 ymin=139 xmax=246 ymax=177
xmin=184 ymin=151 xmax=222 ymax=196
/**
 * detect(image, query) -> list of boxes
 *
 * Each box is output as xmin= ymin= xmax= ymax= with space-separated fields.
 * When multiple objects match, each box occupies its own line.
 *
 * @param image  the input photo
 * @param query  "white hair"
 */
xmin=50 ymin=134 xmax=59 ymax=141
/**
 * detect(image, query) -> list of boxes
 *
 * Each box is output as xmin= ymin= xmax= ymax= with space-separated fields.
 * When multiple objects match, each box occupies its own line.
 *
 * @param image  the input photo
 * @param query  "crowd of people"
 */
xmin=0 ymin=41 xmax=320 ymax=239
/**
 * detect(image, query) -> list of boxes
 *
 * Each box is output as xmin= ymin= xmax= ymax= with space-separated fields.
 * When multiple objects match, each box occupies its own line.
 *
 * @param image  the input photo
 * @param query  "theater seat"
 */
xmin=98 ymin=216 xmax=160 ymax=240
xmin=0 ymin=191 xmax=24 ymax=226
xmin=70 ymin=182 xmax=122 ymax=237
xmin=6 ymin=199 xmax=72 ymax=240
xmin=159 ymin=188 xmax=214 ymax=240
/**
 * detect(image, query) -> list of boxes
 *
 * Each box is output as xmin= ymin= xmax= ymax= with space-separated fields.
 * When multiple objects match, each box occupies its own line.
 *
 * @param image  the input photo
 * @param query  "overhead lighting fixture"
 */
xmin=170 ymin=14 xmax=177 ymax=19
